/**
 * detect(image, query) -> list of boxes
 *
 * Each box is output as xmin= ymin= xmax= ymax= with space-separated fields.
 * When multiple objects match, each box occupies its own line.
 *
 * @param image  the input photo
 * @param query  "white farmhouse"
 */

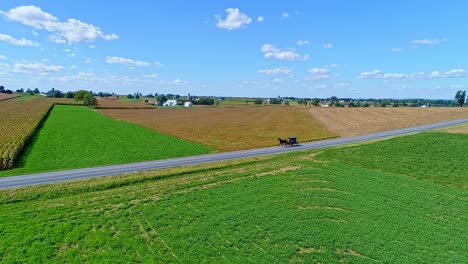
xmin=163 ymin=100 xmax=178 ymax=106
xmin=184 ymin=102 xmax=193 ymax=107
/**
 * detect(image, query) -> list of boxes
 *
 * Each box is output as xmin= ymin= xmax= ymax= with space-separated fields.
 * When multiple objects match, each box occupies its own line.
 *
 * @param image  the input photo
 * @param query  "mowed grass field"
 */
xmin=100 ymin=106 xmax=336 ymax=151
xmin=96 ymin=97 xmax=156 ymax=109
xmin=308 ymin=107 xmax=468 ymax=137
xmin=0 ymin=105 xmax=212 ymax=176
xmin=0 ymin=131 xmax=466 ymax=262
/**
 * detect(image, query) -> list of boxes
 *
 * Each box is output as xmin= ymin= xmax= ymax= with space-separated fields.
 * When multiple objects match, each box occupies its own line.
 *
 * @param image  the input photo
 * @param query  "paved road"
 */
xmin=1 ymin=118 xmax=467 ymax=189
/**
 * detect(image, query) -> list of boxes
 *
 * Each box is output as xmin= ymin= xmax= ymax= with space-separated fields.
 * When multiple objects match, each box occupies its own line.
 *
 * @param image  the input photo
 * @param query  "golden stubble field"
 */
xmin=439 ymin=123 xmax=468 ymax=134
xmin=308 ymin=107 xmax=468 ymax=137
xmin=99 ymin=106 xmax=336 ymax=151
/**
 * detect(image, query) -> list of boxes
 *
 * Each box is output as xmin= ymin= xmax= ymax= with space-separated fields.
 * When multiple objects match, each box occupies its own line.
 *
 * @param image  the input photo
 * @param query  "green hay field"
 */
xmin=0 ymin=105 xmax=213 ymax=176
xmin=0 ymin=131 xmax=466 ymax=262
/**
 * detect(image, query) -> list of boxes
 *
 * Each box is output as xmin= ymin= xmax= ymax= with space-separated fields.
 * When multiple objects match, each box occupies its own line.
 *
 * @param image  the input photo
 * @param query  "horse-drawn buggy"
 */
xmin=278 ymin=136 xmax=298 ymax=147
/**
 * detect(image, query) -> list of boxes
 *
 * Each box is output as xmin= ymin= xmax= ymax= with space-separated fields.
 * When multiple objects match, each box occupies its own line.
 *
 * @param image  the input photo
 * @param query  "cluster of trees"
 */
xmin=0 ymin=85 xmax=13 ymax=94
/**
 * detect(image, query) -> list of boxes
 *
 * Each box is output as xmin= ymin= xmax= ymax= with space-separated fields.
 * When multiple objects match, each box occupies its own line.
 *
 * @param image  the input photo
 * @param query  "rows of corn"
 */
xmin=0 ymin=98 xmax=54 ymax=169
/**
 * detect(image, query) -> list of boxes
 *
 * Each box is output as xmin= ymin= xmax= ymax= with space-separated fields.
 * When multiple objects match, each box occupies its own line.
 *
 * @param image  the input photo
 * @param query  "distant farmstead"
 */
xmin=184 ymin=102 xmax=193 ymax=107
xmin=163 ymin=100 xmax=178 ymax=107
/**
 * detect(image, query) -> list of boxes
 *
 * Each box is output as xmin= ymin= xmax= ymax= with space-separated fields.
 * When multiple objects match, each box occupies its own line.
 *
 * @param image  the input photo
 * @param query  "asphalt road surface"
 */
xmin=1 ymin=118 xmax=467 ymax=189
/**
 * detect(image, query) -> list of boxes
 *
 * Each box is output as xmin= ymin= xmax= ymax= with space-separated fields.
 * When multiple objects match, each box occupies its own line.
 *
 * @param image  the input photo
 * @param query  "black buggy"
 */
xmin=287 ymin=136 xmax=298 ymax=146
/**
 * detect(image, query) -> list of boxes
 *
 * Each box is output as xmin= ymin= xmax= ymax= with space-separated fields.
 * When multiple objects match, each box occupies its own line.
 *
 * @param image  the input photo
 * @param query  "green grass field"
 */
xmin=0 ymin=131 xmax=466 ymax=262
xmin=0 ymin=105 xmax=213 ymax=176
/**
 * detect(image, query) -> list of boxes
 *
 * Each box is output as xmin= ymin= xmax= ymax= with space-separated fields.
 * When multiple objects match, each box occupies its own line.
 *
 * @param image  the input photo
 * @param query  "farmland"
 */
xmin=439 ymin=123 xmax=468 ymax=134
xmin=0 ymin=93 xmax=18 ymax=101
xmin=100 ymin=106 xmax=336 ymax=151
xmin=0 ymin=105 xmax=213 ymax=176
xmin=0 ymin=131 xmax=466 ymax=263
xmin=308 ymin=107 xmax=468 ymax=137
xmin=0 ymin=98 xmax=54 ymax=169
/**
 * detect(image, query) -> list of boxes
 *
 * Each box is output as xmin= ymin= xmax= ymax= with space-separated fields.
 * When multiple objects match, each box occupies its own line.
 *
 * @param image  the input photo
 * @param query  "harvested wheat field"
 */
xmin=439 ymin=123 xmax=468 ymax=134
xmin=100 ymin=106 xmax=336 ymax=151
xmin=308 ymin=107 xmax=468 ymax=137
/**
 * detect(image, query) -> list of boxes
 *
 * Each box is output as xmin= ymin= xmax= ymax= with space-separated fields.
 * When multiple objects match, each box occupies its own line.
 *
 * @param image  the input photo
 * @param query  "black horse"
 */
xmin=278 ymin=138 xmax=288 ymax=147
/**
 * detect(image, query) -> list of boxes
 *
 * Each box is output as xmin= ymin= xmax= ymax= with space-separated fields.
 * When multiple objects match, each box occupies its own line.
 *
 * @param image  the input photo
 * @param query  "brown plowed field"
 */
xmin=308 ymin=107 xmax=468 ymax=137
xmin=99 ymin=106 xmax=336 ymax=151
xmin=0 ymin=93 xmax=18 ymax=101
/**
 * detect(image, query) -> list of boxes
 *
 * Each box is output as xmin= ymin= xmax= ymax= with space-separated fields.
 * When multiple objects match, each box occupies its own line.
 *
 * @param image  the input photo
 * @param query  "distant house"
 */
xmin=184 ymin=101 xmax=193 ymax=107
xmin=163 ymin=100 xmax=178 ymax=106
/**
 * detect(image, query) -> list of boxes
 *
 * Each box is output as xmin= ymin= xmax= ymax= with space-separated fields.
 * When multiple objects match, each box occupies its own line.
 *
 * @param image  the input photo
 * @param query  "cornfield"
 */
xmin=0 ymin=98 xmax=54 ymax=169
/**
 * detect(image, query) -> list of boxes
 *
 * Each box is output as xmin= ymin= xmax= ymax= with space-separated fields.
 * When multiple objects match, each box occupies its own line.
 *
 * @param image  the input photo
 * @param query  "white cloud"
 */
xmin=357 ymin=70 xmax=383 ymax=79
xmin=431 ymin=69 xmax=467 ymax=78
xmin=31 ymin=31 xmax=38 ymax=36
xmin=391 ymin=48 xmax=402 ymax=52
xmin=0 ymin=55 xmax=7 ymax=60
xmin=258 ymin=67 xmax=293 ymax=76
xmin=11 ymin=62 xmax=64 ymax=74
xmin=155 ymin=61 xmax=163 ymax=67
xmin=357 ymin=69 xmax=467 ymax=80
xmin=88 ymin=45 xmax=95 ymax=48
xmin=216 ymin=8 xmax=252 ymax=30
xmin=272 ymin=78 xmax=284 ymax=83
xmin=261 ymin=44 xmax=309 ymax=61
xmin=297 ymin=40 xmax=309 ymax=46
xmin=106 ymin=56 xmax=150 ymax=66
xmin=323 ymin=43 xmax=333 ymax=49
xmin=171 ymin=79 xmax=189 ymax=85
xmin=282 ymin=13 xmax=289 ymax=18
xmin=411 ymin=38 xmax=447 ymax=45
xmin=257 ymin=16 xmax=264 ymax=22
xmin=143 ymin=74 xmax=158 ymax=78
xmin=305 ymin=68 xmax=331 ymax=80
xmin=1 ymin=5 xmax=118 ymax=44
xmin=0 ymin=33 xmax=39 ymax=46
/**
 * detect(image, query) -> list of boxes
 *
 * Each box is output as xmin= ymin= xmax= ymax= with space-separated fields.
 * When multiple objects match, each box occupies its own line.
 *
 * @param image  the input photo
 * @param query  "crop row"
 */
xmin=0 ymin=98 xmax=54 ymax=169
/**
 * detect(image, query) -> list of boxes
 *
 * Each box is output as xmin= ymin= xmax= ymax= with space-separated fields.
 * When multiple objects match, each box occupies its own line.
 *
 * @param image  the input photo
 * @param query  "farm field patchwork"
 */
xmin=0 ymin=131 xmax=466 ymax=263
xmin=0 ymin=105 xmax=213 ymax=176
xmin=100 ymin=106 xmax=336 ymax=151
xmin=308 ymin=107 xmax=468 ymax=137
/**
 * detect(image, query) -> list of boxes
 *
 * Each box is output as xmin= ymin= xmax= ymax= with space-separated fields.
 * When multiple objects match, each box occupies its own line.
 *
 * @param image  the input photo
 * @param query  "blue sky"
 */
xmin=0 ymin=1 xmax=467 ymax=99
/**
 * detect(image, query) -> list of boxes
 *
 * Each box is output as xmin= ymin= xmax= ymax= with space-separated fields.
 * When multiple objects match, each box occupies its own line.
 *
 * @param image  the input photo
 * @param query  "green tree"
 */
xmin=455 ymin=90 xmax=466 ymax=107
xmin=66 ymin=91 xmax=75 ymax=98
xmin=254 ymin=98 xmax=263 ymax=104
xmin=83 ymin=92 xmax=98 ymax=108
xmin=156 ymin=94 xmax=168 ymax=103
xmin=0 ymin=85 xmax=4 ymax=93
xmin=33 ymin=88 xmax=40 ymax=94
xmin=311 ymin=98 xmax=321 ymax=106
xmin=74 ymin=90 xmax=89 ymax=102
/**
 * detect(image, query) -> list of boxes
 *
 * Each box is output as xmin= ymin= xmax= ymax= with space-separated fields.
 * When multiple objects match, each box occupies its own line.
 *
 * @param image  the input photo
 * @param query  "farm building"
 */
xmin=163 ymin=100 xmax=178 ymax=107
xmin=184 ymin=102 xmax=193 ymax=107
